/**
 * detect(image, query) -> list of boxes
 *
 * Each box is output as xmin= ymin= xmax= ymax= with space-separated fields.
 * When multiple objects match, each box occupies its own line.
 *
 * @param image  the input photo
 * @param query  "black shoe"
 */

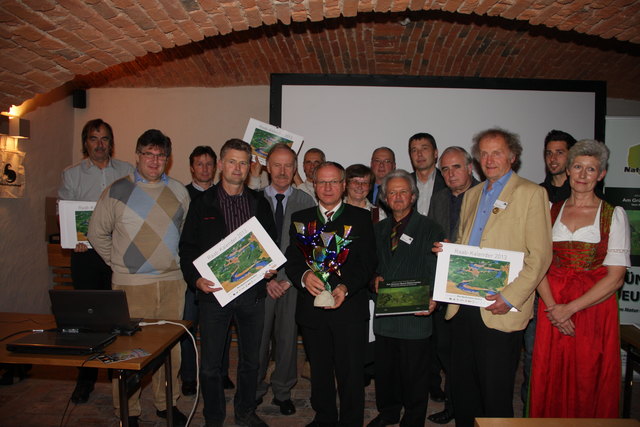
xmin=127 ymin=416 xmax=139 ymax=427
xmin=156 ymin=406 xmax=187 ymax=427
xmin=429 ymin=388 xmax=446 ymax=402
xmin=367 ymin=415 xmax=395 ymax=427
xmin=182 ymin=380 xmax=197 ymax=396
xmin=223 ymin=375 xmax=235 ymax=389
xmin=235 ymin=411 xmax=268 ymax=427
xmin=272 ymin=398 xmax=296 ymax=415
xmin=427 ymin=410 xmax=454 ymax=424
xmin=70 ymin=381 xmax=94 ymax=404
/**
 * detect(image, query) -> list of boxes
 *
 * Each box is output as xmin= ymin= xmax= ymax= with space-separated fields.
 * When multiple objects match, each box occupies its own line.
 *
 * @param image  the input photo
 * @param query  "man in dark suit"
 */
xmin=286 ymin=161 xmax=377 ymax=427
xmin=368 ymin=169 xmax=443 ymax=427
xmin=179 ymin=138 xmax=276 ymax=427
xmin=408 ymin=133 xmax=446 ymax=216
xmin=367 ymin=147 xmax=396 ymax=207
xmin=256 ymin=143 xmax=315 ymax=415
xmin=426 ymin=146 xmax=478 ymax=424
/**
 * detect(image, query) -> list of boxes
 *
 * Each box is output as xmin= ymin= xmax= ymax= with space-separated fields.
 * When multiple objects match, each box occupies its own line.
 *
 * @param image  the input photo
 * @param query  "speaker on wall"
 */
xmin=72 ymin=89 xmax=86 ymax=109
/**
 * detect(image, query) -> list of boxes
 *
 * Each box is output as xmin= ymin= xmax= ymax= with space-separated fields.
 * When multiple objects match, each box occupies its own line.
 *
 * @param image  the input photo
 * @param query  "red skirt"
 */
xmin=529 ymin=265 xmax=620 ymax=418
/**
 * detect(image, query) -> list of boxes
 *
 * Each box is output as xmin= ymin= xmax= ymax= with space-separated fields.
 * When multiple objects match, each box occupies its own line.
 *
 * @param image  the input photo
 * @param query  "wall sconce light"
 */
xmin=0 ymin=115 xmax=30 ymax=139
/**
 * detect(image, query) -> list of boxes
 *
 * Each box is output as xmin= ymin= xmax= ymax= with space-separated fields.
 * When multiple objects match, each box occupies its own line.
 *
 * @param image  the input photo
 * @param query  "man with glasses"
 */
xmin=179 ymin=139 xmax=276 ymax=427
xmin=58 ymin=118 xmax=133 ymax=404
xmin=368 ymin=147 xmax=396 ymax=209
xmin=88 ymin=129 xmax=191 ymax=427
xmin=286 ymin=162 xmax=377 ymax=426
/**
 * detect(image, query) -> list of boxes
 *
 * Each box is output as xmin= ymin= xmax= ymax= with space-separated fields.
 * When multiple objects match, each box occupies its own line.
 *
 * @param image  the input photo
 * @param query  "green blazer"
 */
xmin=373 ymin=210 xmax=444 ymax=340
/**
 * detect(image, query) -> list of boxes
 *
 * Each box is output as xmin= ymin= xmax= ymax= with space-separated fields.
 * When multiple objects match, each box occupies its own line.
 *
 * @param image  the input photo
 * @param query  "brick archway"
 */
xmin=1 ymin=1 xmax=639 ymax=111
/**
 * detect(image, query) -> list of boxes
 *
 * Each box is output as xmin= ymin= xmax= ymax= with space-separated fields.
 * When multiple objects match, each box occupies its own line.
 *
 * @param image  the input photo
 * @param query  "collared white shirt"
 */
xmin=416 ymin=169 xmax=436 ymax=215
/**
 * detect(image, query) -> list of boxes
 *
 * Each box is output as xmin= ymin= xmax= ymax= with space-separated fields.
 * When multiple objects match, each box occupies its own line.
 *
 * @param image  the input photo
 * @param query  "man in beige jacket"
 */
xmin=445 ymin=128 xmax=552 ymax=427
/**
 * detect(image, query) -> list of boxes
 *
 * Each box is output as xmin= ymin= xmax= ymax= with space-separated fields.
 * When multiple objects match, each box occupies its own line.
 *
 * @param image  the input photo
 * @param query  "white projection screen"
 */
xmin=270 ymin=75 xmax=606 ymax=184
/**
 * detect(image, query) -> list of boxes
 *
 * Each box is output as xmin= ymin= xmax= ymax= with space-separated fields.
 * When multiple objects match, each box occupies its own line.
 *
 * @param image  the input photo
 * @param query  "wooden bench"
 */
xmin=47 ymin=243 xmax=73 ymax=290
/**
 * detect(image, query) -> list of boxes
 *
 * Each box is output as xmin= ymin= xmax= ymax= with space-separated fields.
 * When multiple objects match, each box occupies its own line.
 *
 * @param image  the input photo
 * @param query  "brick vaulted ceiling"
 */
xmin=1 ymin=1 xmax=639 ymax=113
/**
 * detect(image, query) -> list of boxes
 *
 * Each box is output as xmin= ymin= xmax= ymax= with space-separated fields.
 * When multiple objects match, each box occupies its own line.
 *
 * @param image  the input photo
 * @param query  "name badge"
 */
xmin=494 ymin=200 xmax=508 ymax=209
xmin=400 ymin=234 xmax=413 ymax=244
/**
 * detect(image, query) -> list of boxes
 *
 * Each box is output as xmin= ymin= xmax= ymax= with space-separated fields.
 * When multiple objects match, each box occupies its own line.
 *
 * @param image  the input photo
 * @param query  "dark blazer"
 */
xmin=411 ymin=168 xmax=446 ymax=196
xmin=373 ymin=210 xmax=444 ymax=340
xmin=427 ymin=178 xmax=479 ymax=242
xmin=179 ymin=184 xmax=277 ymax=300
xmin=285 ymin=204 xmax=377 ymax=327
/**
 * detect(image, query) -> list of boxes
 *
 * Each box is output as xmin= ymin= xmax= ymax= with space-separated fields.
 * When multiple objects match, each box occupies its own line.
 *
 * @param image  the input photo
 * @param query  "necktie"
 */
xmin=275 ymin=193 xmax=285 ymax=246
xmin=390 ymin=221 xmax=401 ymax=252
xmin=326 ymin=210 xmax=334 ymax=222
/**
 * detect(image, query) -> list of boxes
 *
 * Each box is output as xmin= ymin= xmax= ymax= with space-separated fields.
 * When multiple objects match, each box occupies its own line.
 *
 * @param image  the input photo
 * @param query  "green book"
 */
xmin=375 ymin=279 xmax=431 ymax=316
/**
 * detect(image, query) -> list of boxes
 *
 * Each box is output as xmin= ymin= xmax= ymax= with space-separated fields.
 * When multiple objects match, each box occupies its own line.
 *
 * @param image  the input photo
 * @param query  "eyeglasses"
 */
xmin=316 ymin=179 xmax=344 ymax=186
xmin=348 ymin=180 xmax=370 ymax=187
xmin=138 ymin=151 xmax=168 ymax=161
xmin=372 ymin=159 xmax=394 ymax=165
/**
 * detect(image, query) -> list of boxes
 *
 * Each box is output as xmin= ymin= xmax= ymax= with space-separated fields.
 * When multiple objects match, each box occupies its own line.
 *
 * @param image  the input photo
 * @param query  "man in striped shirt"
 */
xmin=179 ymin=139 xmax=277 ymax=427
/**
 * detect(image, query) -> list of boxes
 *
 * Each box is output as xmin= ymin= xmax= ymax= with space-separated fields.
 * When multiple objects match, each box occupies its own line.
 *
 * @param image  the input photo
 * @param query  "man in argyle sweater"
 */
xmin=88 ymin=129 xmax=191 ymax=427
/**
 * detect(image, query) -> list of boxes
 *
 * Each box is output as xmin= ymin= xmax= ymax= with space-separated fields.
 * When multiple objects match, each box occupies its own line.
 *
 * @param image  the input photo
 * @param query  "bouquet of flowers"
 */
xmin=293 ymin=220 xmax=353 ymax=306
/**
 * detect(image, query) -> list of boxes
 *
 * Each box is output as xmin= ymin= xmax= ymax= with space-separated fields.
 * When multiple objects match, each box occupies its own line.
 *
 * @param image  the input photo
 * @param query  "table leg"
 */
xmin=165 ymin=350 xmax=173 ymax=427
xmin=117 ymin=369 xmax=129 ymax=427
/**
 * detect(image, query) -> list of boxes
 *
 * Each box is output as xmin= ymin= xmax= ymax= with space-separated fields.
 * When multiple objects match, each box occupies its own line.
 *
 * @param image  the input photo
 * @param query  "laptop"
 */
xmin=6 ymin=290 xmax=141 ymax=355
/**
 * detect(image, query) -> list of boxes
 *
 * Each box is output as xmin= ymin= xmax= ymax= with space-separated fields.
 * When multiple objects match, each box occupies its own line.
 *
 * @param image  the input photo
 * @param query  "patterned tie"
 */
xmin=326 ymin=210 xmax=334 ymax=222
xmin=275 ymin=193 xmax=285 ymax=246
xmin=390 ymin=220 xmax=401 ymax=252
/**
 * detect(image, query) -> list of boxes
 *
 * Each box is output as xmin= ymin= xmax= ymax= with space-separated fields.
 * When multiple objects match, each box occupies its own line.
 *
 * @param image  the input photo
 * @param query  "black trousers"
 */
xmin=70 ymin=249 xmax=112 ymax=384
xmin=450 ymin=306 xmax=522 ymax=427
xmin=300 ymin=320 xmax=367 ymax=427
xmin=373 ymin=334 xmax=431 ymax=427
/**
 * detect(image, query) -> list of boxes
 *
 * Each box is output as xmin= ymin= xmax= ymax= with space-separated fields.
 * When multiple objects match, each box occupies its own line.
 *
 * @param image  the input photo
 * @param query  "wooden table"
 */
xmin=0 ymin=313 xmax=189 ymax=427
xmin=621 ymin=324 xmax=640 ymax=418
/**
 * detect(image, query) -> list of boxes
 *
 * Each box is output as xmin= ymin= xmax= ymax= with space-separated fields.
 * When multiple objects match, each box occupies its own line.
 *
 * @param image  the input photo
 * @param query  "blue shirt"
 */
xmin=372 ymin=183 xmax=380 ymax=204
xmin=468 ymin=170 xmax=512 ymax=246
xmin=265 ymin=184 xmax=293 ymax=212
xmin=134 ymin=169 xmax=169 ymax=185
xmin=468 ymin=170 xmax=513 ymax=307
